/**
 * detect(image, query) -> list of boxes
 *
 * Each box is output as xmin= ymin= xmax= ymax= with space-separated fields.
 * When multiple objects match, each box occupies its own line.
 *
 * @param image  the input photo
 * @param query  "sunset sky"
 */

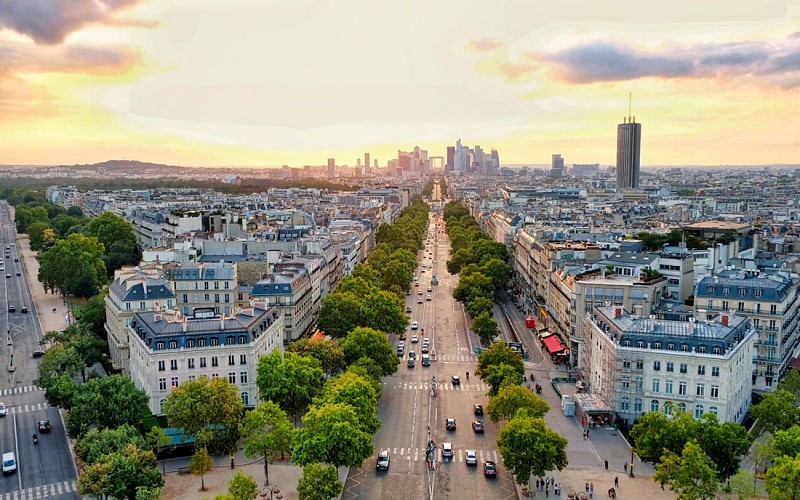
xmin=1 ymin=0 xmax=800 ymax=167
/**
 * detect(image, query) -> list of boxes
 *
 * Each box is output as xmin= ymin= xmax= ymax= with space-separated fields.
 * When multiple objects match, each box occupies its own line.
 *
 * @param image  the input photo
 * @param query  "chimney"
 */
xmin=720 ymin=314 xmax=729 ymax=326
xmin=220 ymin=315 xmax=225 ymax=331
xmin=182 ymin=316 xmax=187 ymax=333
xmin=615 ymin=308 xmax=622 ymax=318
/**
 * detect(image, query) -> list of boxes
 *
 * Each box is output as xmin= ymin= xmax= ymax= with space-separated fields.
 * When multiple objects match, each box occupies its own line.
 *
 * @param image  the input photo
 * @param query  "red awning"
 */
xmin=543 ymin=335 xmax=565 ymax=354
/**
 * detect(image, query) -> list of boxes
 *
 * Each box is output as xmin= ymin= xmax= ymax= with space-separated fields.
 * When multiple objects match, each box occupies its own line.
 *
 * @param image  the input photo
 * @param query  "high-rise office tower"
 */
xmin=616 ymin=116 xmax=641 ymax=189
xmin=446 ymin=146 xmax=455 ymax=173
xmin=551 ymin=154 xmax=564 ymax=177
xmin=490 ymin=149 xmax=499 ymax=176
xmin=327 ymin=158 xmax=335 ymax=178
xmin=364 ymin=153 xmax=370 ymax=173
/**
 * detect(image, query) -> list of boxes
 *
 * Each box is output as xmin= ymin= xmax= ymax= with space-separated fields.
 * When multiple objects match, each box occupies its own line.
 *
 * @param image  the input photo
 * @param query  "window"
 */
xmin=204 ymin=282 xmax=209 ymax=290
xmin=653 ymin=342 xmax=661 ymax=349
xmin=664 ymin=403 xmax=673 ymax=416
xmin=228 ymin=355 xmax=235 ymax=366
xmin=199 ymin=338 xmax=207 ymax=347
xmin=652 ymin=379 xmax=660 ymax=392
xmin=171 ymin=376 xmax=178 ymax=388
xmin=681 ymin=344 xmax=689 ymax=352
xmin=228 ymin=372 xmax=236 ymax=384
xmin=215 ymin=282 xmax=219 ymax=289
xmin=697 ymin=365 xmax=706 ymax=375
xmin=712 ymin=366 xmax=720 ymax=377
xmin=636 ymin=377 xmax=643 ymax=390
xmin=215 ymin=294 xmax=220 ymax=303
xmin=182 ymin=294 xmax=188 ymax=303
xmin=200 ymin=357 xmax=207 ymax=368
xmin=678 ymin=402 xmax=686 ymax=412
xmin=188 ymin=375 xmax=196 ymax=382
xmin=680 ymin=363 xmax=688 ymax=374
xmin=737 ymin=302 xmax=745 ymax=312
xmin=739 ymin=288 xmax=746 ymax=296
xmin=226 ymin=336 xmax=235 ymax=346
xmin=634 ymin=398 xmax=642 ymax=412
xmin=159 ymin=378 xmax=167 ymax=391
xmin=755 ymin=289 xmax=762 ymax=298
xmin=722 ymin=300 xmax=729 ymax=310
xmin=240 ymin=354 xmax=247 ymax=365
xmin=707 ymin=299 xmax=713 ymax=309
xmin=651 ymin=400 xmax=660 ymax=412
xmin=666 ymin=362 xmax=674 ymax=372
xmin=756 ymin=304 xmax=761 ymax=314
xmin=241 ymin=392 xmax=249 ymax=406
xmin=713 ymin=346 xmax=721 ymax=355
xmin=126 ymin=303 xmax=132 ymax=310
xmin=698 ymin=346 xmax=706 ymax=353
xmin=771 ymin=304 xmax=778 ymax=314
xmin=722 ymin=287 xmax=729 ymax=296
xmin=211 ymin=373 xmax=219 ymax=379
xmin=637 ymin=341 xmax=644 ymax=348
xmin=709 ymin=406 xmax=718 ymax=416
xmin=622 ymin=377 xmax=630 ymax=389
xmin=225 ymin=293 xmax=230 ymax=302
xmin=668 ymin=343 xmax=675 ymax=351
xmin=204 ymin=293 xmax=210 ymax=302
xmin=158 ymin=360 xmax=165 ymax=372
xmin=211 ymin=356 xmax=219 ymax=367
xmin=710 ymin=385 xmax=719 ymax=399
xmin=188 ymin=358 xmax=195 ymax=369
xmin=636 ymin=361 xmax=643 ymax=370
xmin=240 ymin=371 xmax=248 ymax=384
xmin=696 ymin=383 xmax=705 ymax=397
xmin=653 ymin=361 xmax=661 ymax=371
xmin=156 ymin=342 xmax=164 ymax=351
xmin=170 ymin=359 xmax=178 ymax=370
xmin=169 ymin=340 xmax=177 ymax=349
xmin=694 ymin=404 xmax=704 ymax=419
xmin=187 ymin=339 xmax=195 ymax=348
xmin=160 ymin=399 xmax=167 ymax=413
xmin=665 ymin=380 xmax=673 ymax=394
xmin=620 ymin=397 xmax=630 ymax=411
xmin=623 ymin=360 xmax=631 ymax=369
xmin=707 ymin=286 xmax=714 ymax=294
xmin=210 ymin=337 xmax=218 ymax=346
xmin=679 ymin=381 xmax=687 ymax=395
xmin=239 ymin=335 xmax=247 ymax=345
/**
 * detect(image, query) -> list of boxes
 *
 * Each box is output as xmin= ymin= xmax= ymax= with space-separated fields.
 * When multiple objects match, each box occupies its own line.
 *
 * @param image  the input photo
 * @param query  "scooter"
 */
xmin=33 ymin=434 xmax=38 ymax=445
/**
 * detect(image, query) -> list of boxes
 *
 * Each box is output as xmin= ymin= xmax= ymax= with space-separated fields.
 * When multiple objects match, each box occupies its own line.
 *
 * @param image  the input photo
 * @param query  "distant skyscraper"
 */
xmin=616 ymin=116 xmax=641 ymax=189
xmin=327 ymin=158 xmax=335 ymax=179
xmin=364 ymin=153 xmax=370 ymax=173
xmin=490 ymin=149 xmax=499 ymax=176
xmin=551 ymin=154 xmax=564 ymax=177
xmin=454 ymin=139 xmax=468 ymax=173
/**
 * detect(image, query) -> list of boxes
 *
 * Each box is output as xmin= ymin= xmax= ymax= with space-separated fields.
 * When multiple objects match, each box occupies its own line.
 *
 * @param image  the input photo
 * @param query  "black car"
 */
xmin=446 ymin=418 xmax=456 ymax=431
xmin=7 ymin=305 xmax=14 ymax=313
xmin=20 ymin=306 xmax=27 ymax=313
xmin=37 ymin=420 xmax=51 ymax=433
xmin=451 ymin=375 xmax=460 ymax=385
xmin=473 ymin=404 xmax=484 ymax=416
xmin=483 ymin=461 xmax=497 ymax=478
xmin=472 ymin=420 xmax=485 ymax=433
xmin=32 ymin=350 xmax=44 ymax=358
xmin=376 ymin=451 xmax=390 ymax=471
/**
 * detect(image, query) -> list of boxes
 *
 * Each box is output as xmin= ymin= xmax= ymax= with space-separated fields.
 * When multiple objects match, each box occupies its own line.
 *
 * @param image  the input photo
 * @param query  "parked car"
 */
xmin=407 ymin=358 xmax=415 ymax=368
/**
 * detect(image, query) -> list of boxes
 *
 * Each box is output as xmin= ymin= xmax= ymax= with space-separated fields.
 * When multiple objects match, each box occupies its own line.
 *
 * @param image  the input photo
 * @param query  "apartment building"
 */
xmin=128 ymin=307 xmax=283 ymax=414
xmin=585 ymin=306 xmax=753 ymax=425
xmin=695 ymin=268 xmax=800 ymax=392
xmin=249 ymin=267 xmax=314 ymax=343
xmin=162 ymin=261 xmax=237 ymax=317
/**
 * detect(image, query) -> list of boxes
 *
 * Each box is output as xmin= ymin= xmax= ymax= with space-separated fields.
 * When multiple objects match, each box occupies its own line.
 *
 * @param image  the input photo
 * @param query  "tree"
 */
xmin=751 ymin=389 xmax=800 ymax=433
xmin=487 ymin=384 xmax=549 ymax=422
xmin=27 ymin=220 xmax=52 ymax=251
xmin=480 ymin=257 xmax=512 ymax=291
xmin=145 ymin=426 xmax=172 ymax=475
xmin=340 ymin=327 xmax=398 ymax=376
xmin=360 ymin=290 xmax=408 ymax=335
xmin=317 ymin=371 xmax=381 ymax=433
xmin=482 ymin=364 xmax=523 ymax=397
xmin=85 ymin=211 xmax=140 ymax=275
xmin=630 ymin=411 xmax=697 ymax=464
xmin=77 ymin=443 xmax=163 ymax=500
xmin=51 ymin=213 xmax=85 ymax=238
xmin=240 ymin=401 xmax=293 ymax=486
xmin=654 ymin=441 xmax=719 ymax=500
xmin=75 ymin=424 xmax=147 ymax=465
xmin=497 ymin=409 xmax=568 ymax=488
xmin=256 ymin=351 xmax=324 ymax=424
xmin=381 ymin=259 xmax=413 ymax=293
xmin=66 ymin=374 xmax=149 ymax=438
xmin=471 ymin=312 xmax=499 ymax=346
xmin=453 ymin=272 xmax=494 ymax=304
xmin=726 ymin=469 xmax=759 ymax=500
xmin=164 ymin=376 xmax=244 ymax=452
xmin=43 ymin=321 xmax=107 ymax=370
xmin=764 ymin=453 xmax=800 ymax=500
xmin=227 ymin=471 xmax=259 ymax=500
xmin=74 ymin=291 xmax=108 ymax=341
xmin=317 ymin=292 xmax=362 ymax=338
xmin=349 ymin=263 xmax=383 ymax=289
xmin=34 ymin=344 xmax=83 ymax=408
xmin=292 ymin=403 xmax=374 ymax=468
xmin=66 ymin=205 xmax=84 ymax=217
xmin=190 ymin=447 xmax=213 ymax=491
xmin=38 ymin=233 xmax=107 ymax=297
xmin=346 ymin=359 xmax=383 ymax=396
xmin=465 ymin=296 xmax=495 ymax=318
xmin=297 ymin=463 xmax=343 ymax=500
xmin=693 ymin=413 xmax=752 ymax=480
xmin=476 ymin=342 xmax=525 ymax=381
xmin=778 ymin=369 xmax=800 ymax=402
xmin=287 ymin=338 xmax=346 ymax=377
xmin=774 ymin=426 xmax=800 ymax=459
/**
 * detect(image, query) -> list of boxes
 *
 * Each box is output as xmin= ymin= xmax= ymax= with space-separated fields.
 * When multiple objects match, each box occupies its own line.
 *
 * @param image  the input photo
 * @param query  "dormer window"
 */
xmin=169 ymin=340 xmax=177 ymax=349
xmin=156 ymin=341 xmax=164 ymax=350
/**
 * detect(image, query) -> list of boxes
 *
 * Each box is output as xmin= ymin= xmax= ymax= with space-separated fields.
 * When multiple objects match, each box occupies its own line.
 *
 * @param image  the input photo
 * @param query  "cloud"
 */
xmin=498 ymin=61 xmax=536 ymax=80
xmin=0 ymin=0 xmax=146 ymax=45
xmin=468 ymin=38 xmax=503 ymax=52
xmin=0 ymin=39 xmax=139 ymax=75
xmin=538 ymin=33 xmax=800 ymax=88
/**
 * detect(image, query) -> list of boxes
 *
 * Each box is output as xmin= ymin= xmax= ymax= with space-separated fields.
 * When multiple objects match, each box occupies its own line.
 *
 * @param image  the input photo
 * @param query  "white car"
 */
xmin=411 ymin=321 xmax=418 ymax=330
xmin=411 ymin=336 xmax=419 ymax=343
xmin=0 ymin=402 xmax=6 ymax=417
xmin=465 ymin=450 xmax=477 ymax=465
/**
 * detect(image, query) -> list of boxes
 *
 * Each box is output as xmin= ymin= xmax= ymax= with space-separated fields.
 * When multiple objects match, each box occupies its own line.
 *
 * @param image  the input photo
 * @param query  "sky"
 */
xmin=1 ymin=0 xmax=800 ymax=168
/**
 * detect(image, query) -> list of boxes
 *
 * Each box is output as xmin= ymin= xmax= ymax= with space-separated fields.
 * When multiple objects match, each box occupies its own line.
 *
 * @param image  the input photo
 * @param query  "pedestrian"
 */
xmin=585 ymin=482 xmax=590 ymax=492
xmin=590 ymin=481 xmax=594 ymax=495
xmin=604 ymin=459 xmax=609 ymax=470
xmin=614 ymin=476 xmax=619 ymax=487
xmin=536 ymin=479 xmax=540 ymax=489
xmin=551 ymin=476 xmax=555 ymax=487
xmin=623 ymin=461 xmax=628 ymax=472
xmin=545 ymin=477 xmax=550 ymax=487
xmin=586 ymin=428 xmax=590 ymax=438
xmin=545 ymin=485 xmax=549 ymax=497
xmin=660 ymin=481 xmax=665 ymax=490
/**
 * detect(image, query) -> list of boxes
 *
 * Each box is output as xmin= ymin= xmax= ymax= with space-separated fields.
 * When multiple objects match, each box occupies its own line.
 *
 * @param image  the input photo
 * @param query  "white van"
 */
xmin=2 ymin=452 xmax=16 ymax=474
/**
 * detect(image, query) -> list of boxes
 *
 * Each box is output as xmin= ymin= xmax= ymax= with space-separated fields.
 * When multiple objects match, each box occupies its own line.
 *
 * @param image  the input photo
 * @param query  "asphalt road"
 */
xmin=0 ymin=202 xmax=78 ymax=498
xmin=343 ymin=199 xmax=517 ymax=500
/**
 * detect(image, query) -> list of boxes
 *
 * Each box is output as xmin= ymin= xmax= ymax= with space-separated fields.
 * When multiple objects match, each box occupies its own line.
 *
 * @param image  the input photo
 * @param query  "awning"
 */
xmin=543 ymin=335 xmax=565 ymax=354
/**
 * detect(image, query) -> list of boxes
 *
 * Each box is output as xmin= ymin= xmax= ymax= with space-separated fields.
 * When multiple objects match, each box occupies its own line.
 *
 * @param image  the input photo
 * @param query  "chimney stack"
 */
xmin=720 ymin=313 xmax=729 ymax=326
xmin=615 ymin=307 xmax=622 ymax=318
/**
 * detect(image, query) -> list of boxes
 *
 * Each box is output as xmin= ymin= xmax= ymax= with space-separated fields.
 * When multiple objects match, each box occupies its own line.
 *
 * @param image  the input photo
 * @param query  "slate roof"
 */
xmin=109 ymin=275 xmax=174 ymax=302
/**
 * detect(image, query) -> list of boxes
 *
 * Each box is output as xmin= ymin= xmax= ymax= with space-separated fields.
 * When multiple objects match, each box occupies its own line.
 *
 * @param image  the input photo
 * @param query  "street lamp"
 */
xmin=629 ymin=451 xmax=635 ymax=477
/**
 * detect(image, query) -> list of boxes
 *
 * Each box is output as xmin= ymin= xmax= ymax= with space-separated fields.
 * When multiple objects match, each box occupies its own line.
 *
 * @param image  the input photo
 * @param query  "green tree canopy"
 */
xmin=654 ymin=441 xmax=719 ymax=500
xmin=316 ymin=371 xmax=381 ymax=434
xmin=77 ymin=443 xmax=163 ymax=500
xmin=227 ymin=471 xmax=259 ymax=500
xmin=84 ymin=211 xmax=140 ymax=275
xmin=74 ymin=424 xmax=147 ymax=465
xmin=764 ymin=452 xmax=800 ymax=500
xmin=774 ymin=426 xmax=800 ymax=459
xmin=751 ymin=389 xmax=800 ymax=433
xmin=340 ymin=327 xmax=398 ymax=377
xmin=476 ymin=342 xmax=524 ymax=380
xmin=189 ymin=446 xmax=213 ymax=492
xmin=480 ymin=257 xmax=512 ymax=291
xmin=292 ymin=403 xmax=374 ymax=468
xmin=240 ymin=401 xmax=293 ymax=486
xmin=287 ymin=338 xmax=346 ymax=377
xmin=361 ymin=289 xmax=408 ymax=335
xmin=297 ymin=463 xmax=343 ymax=500
xmin=66 ymin=375 xmax=149 ymax=438
xmin=465 ymin=296 xmax=495 ymax=318
xmin=37 ymin=232 xmax=107 ymax=297
xmin=317 ymin=291 xmax=362 ymax=338
xmin=487 ymin=383 xmax=549 ymax=422
xmin=471 ymin=312 xmax=499 ymax=346
xmin=256 ymin=350 xmax=324 ymax=424
xmin=26 ymin=220 xmax=52 ymax=251
xmin=34 ymin=344 xmax=83 ymax=408
xmin=497 ymin=409 xmax=568 ymax=485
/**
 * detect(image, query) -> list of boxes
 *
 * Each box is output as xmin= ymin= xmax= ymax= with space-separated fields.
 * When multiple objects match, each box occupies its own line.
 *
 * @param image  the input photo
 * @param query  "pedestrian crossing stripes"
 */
xmin=0 ymin=386 xmax=43 ymax=397
xmin=383 ymin=382 xmax=489 ymax=392
xmin=376 ymin=447 xmax=499 ymax=464
xmin=433 ymin=354 xmax=477 ymax=362
xmin=8 ymin=402 xmax=50 ymax=415
xmin=1 ymin=480 xmax=77 ymax=499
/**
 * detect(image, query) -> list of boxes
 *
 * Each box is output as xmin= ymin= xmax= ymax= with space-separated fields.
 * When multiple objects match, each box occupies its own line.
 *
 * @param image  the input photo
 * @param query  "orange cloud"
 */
xmin=468 ymin=38 xmax=503 ymax=52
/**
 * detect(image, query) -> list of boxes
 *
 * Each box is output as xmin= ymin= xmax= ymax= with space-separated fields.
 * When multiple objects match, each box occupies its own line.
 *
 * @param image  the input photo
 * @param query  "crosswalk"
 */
xmin=7 ymin=402 xmax=50 ymax=415
xmin=375 ymin=447 xmax=500 ymax=464
xmin=430 ymin=354 xmax=477 ymax=362
xmin=1 ymin=480 xmax=78 ymax=499
xmin=0 ymin=386 xmax=43 ymax=397
xmin=383 ymin=381 xmax=490 ymax=392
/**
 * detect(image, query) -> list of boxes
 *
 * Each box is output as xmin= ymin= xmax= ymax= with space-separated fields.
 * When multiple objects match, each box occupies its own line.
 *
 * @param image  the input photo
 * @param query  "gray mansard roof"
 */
xmin=696 ymin=269 xmax=797 ymax=302
xmin=109 ymin=275 xmax=175 ymax=302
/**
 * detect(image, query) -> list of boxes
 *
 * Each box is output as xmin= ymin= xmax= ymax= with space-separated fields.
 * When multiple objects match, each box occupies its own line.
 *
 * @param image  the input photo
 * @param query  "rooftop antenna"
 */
xmin=628 ymin=92 xmax=632 ymax=123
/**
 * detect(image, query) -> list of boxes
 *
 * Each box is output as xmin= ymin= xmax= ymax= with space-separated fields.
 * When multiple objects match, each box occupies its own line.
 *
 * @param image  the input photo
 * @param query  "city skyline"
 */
xmin=1 ymin=1 xmax=800 ymax=168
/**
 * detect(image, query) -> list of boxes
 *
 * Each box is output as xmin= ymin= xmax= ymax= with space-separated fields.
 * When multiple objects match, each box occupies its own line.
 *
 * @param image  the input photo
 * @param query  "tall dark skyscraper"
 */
xmin=616 ymin=116 xmax=641 ymax=189
xmin=446 ymin=146 xmax=455 ymax=173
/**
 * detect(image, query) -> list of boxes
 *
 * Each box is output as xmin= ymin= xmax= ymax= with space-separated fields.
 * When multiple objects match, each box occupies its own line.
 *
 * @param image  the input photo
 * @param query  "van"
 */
xmin=421 ymin=354 xmax=430 ymax=366
xmin=2 ymin=452 xmax=16 ymax=474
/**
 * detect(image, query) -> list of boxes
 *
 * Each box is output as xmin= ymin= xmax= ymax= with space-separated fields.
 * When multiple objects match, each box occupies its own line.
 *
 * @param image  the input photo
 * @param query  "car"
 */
xmin=422 ymin=338 xmax=430 ymax=345
xmin=407 ymin=358 xmax=415 ymax=368
xmin=4 ymin=274 xmax=9 ymax=279
xmin=446 ymin=418 xmax=456 ymax=431
xmin=3 ymin=452 xmax=17 ymax=475
xmin=7 ymin=305 xmax=14 ymax=313
xmin=409 ymin=350 xmax=416 ymax=359
xmin=414 ymin=281 xmax=419 ymax=287
xmin=397 ymin=348 xmax=404 ymax=357
xmin=483 ymin=461 xmax=497 ymax=478
xmin=32 ymin=350 xmax=44 ymax=358
xmin=465 ymin=450 xmax=477 ymax=466
xmin=406 ymin=306 xmax=412 ymax=313
xmin=0 ymin=403 xmax=6 ymax=417
xmin=13 ymin=258 xmax=18 ymax=262
xmin=473 ymin=404 xmax=484 ymax=416
xmin=399 ymin=332 xmax=407 ymax=340
xmin=411 ymin=321 xmax=418 ymax=330
xmin=398 ymin=341 xmax=405 ymax=349
xmin=421 ymin=269 xmax=425 ymax=273
xmin=20 ymin=306 xmax=27 ymax=313
xmin=417 ymin=298 xmax=423 ymax=304
xmin=376 ymin=450 xmax=390 ymax=471
xmin=452 ymin=375 xmax=460 ymax=385
xmin=472 ymin=420 xmax=485 ymax=433
xmin=421 ymin=354 xmax=430 ymax=366
xmin=427 ymin=287 xmax=432 ymax=292
xmin=418 ymin=290 xmax=423 ymax=296
xmin=411 ymin=335 xmax=418 ymax=343
xmin=426 ymin=295 xmax=432 ymax=301
xmin=37 ymin=420 xmax=51 ymax=433
xmin=441 ymin=442 xmax=453 ymax=459
xmin=15 ymin=272 xmax=20 ymax=276
xmin=405 ymin=290 xmax=411 ymax=296
xmin=421 ymin=344 xmax=429 ymax=354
